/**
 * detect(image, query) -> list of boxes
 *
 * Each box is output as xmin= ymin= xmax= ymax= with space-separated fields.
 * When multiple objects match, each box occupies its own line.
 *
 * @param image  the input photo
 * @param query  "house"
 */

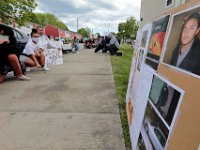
xmin=140 ymin=0 xmax=191 ymax=27
xmin=44 ymin=24 xmax=66 ymax=39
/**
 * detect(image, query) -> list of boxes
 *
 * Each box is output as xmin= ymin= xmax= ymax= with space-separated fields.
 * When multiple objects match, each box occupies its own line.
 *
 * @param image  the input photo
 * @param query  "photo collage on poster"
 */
xmin=125 ymin=24 xmax=156 ymax=149
xmin=124 ymin=4 xmax=200 ymax=150
xmin=126 ymin=23 xmax=152 ymax=118
xmin=136 ymin=74 xmax=184 ymax=150
xmin=162 ymin=5 xmax=200 ymax=79
xmin=137 ymin=23 xmax=152 ymax=72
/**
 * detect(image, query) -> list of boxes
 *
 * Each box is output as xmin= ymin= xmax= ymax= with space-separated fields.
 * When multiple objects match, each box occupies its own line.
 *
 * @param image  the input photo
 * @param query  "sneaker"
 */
xmin=43 ymin=66 xmax=50 ymax=71
xmin=26 ymin=67 xmax=31 ymax=72
xmin=17 ymin=75 xmax=31 ymax=81
xmin=76 ymin=51 xmax=80 ymax=54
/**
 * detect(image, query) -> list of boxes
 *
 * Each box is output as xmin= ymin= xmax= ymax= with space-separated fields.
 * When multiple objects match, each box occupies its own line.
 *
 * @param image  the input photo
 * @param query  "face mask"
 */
xmin=0 ymin=35 xmax=9 ymax=40
xmin=32 ymin=37 xmax=39 ymax=43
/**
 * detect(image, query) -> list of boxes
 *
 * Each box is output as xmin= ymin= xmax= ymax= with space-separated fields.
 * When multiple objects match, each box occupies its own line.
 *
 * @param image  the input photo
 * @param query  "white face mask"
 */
xmin=32 ymin=37 xmax=39 ymax=43
xmin=0 ymin=35 xmax=9 ymax=40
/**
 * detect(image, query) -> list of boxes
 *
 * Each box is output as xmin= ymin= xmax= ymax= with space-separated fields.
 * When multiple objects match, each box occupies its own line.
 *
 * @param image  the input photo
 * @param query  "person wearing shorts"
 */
xmin=20 ymin=30 xmax=47 ymax=70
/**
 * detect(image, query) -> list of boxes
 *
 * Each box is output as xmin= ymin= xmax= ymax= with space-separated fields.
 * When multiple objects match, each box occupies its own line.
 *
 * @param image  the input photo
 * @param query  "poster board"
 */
xmin=157 ymin=1 xmax=200 ymax=150
xmin=126 ymin=1 xmax=200 ymax=150
xmin=158 ymin=64 xmax=200 ymax=150
xmin=45 ymin=49 xmax=63 ymax=67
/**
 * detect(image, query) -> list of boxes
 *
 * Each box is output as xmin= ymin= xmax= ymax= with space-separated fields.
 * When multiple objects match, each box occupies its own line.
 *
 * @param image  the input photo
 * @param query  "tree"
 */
xmin=0 ymin=0 xmax=37 ymax=25
xmin=117 ymin=17 xmax=139 ymax=41
xmin=78 ymin=28 xmax=90 ymax=38
xmin=31 ymin=13 xmax=68 ymax=30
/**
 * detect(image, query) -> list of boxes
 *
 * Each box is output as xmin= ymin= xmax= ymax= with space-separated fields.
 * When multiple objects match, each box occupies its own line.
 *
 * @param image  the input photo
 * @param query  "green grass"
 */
xmin=111 ymin=44 xmax=133 ymax=149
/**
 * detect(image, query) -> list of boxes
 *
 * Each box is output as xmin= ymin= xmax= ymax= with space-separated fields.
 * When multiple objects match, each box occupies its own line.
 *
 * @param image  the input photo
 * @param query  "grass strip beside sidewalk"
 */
xmin=111 ymin=44 xmax=133 ymax=149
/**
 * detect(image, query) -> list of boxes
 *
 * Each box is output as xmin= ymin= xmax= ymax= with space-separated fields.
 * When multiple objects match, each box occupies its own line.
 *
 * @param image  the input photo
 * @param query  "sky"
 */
xmin=35 ymin=0 xmax=141 ymax=35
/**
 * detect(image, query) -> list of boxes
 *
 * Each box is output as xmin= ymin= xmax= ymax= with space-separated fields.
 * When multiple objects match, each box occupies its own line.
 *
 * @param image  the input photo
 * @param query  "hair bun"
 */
xmin=32 ymin=28 xmax=37 ymax=32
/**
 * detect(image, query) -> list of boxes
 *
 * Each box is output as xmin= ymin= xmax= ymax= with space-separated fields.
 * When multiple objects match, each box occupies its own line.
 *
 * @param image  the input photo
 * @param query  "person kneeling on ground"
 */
xmin=0 ymin=24 xmax=31 ymax=83
xmin=20 ymin=30 xmax=48 ymax=71
xmin=107 ymin=33 xmax=120 ymax=55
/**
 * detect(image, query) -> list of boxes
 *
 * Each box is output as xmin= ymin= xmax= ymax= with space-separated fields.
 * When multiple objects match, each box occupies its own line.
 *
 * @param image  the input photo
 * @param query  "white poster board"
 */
xmin=45 ymin=49 xmax=63 ymax=67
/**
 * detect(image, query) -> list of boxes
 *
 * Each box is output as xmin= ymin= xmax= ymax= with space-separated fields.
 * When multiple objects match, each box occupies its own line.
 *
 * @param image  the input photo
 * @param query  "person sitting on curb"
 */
xmin=0 ymin=24 xmax=31 ymax=83
xmin=20 ymin=30 xmax=47 ymax=71
xmin=37 ymin=26 xmax=61 ymax=70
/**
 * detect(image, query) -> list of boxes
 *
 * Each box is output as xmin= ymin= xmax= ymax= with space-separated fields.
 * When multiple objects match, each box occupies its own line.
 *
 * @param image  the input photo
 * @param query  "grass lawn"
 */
xmin=110 ymin=44 xmax=133 ymax=149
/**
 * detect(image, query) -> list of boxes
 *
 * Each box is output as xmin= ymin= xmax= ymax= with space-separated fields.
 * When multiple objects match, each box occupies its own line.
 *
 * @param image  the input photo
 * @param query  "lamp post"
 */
xmin=123 ymin=30 xmax=125 ymax=44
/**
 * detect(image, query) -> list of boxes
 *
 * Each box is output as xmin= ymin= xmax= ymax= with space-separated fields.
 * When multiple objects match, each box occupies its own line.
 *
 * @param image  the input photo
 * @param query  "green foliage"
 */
xmin=0 ymin=0 xmax=37 ymax=25
xmin=111 ymin=44 xmax=133 ymax=149
xmin=118 ymin=17 xmax=139 ymax=40
xmin=31 ymin=13 xmax=68 ymax=30
xmin=78 ymin=28 xmax=90 ymax=38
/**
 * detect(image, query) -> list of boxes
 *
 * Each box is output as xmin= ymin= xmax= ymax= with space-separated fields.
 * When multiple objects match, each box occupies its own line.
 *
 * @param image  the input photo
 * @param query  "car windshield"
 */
xmin=154 ymin=128 xmax=166 ymax=147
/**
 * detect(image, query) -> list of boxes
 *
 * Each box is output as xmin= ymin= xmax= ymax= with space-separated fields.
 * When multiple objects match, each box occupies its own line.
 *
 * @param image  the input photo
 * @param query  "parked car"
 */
xmin=0 ymin=23 xmax=28 ymax=74
xmin=62 ymin=42 xmax=72 ymax=54
xmin=1 ymin=23 xmax=29 ymax=52
xmin=144 ymin=121 xmax=166 ymax=150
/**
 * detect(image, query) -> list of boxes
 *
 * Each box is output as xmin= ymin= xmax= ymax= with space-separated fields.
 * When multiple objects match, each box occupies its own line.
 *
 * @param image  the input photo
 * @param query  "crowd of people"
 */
xmin=94 ymin=33 xmax=122 ymax=56
xmin=0 ymin=26 xmax=61 ymax=83
xmin=0 ymin=23 xmax=123 ymax=84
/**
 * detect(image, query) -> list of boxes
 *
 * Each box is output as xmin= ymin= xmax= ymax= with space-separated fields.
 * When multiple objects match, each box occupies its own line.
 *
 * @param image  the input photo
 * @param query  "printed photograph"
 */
xmin=127 ymin=97 xmax=134 ymax=126
xmin=146 ymin=15 xmax=170 ymax=70
xmin=137 ymin=49 xmax=144 ymax=71
xmin=141 ymin=30 xmax=149 ymax=48
xmin=149 ymin=75 xmax=181 ymax=126
xmin=163 ymin=6 xmax=200 ymax=77
xmin=142 ymin=102 xmax=169 ymax=150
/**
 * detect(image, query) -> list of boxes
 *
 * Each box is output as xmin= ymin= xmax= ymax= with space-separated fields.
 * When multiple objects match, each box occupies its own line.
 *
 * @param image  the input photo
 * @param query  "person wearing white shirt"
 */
xmin=37 ymin=26 xmax=61 ymax=70
xmin=20 ymin=31 xmax=48 ymax=70
xmin=37 ymin=26 xmax=60 ymax=51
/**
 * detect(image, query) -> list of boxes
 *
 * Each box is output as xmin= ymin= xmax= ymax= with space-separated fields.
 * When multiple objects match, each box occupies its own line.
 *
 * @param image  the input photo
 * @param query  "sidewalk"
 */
xmin=0 ymin=49 xmax=125 ymax=150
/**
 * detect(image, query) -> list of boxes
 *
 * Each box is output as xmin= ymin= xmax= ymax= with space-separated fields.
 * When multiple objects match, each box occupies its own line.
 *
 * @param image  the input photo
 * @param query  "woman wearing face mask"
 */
xmin=0 ymin=25 xmax=31 ymax=83
xmin=20 ymin=30 xmax=46 ymax=70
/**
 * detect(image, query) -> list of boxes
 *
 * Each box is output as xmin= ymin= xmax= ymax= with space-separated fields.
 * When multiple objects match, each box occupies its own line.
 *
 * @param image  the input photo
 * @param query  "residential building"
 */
xmin=140 ymin=0 xmax=191 ymax=27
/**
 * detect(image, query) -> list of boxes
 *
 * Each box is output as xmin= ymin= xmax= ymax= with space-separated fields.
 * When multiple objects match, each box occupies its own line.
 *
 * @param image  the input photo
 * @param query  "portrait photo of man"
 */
xmin=171 ymin=12 xmax=200 ymax=75
xmin=163 ymin=7 xmax=200 ymax=77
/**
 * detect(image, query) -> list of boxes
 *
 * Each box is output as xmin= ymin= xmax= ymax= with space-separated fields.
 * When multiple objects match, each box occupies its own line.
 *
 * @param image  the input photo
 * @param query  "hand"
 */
xmin=58 ymin=48 xmax=61 ymax=51
xmin=38 ymin=48 xmax=43 ymax=53
xmin=36 ymin=64 xmax=41 ymax=68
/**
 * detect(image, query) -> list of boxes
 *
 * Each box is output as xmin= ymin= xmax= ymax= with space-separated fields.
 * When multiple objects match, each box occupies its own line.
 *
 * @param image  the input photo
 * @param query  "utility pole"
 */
xmin=77 ymin=17 xmax=79 ymax=32
xmin=108 ymin=22 xmax=110 ymax=32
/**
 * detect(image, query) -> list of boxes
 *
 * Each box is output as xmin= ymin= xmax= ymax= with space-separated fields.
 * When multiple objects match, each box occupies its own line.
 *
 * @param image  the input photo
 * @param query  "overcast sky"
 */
xmin=35 ymin=0 xmax=141 ymax=35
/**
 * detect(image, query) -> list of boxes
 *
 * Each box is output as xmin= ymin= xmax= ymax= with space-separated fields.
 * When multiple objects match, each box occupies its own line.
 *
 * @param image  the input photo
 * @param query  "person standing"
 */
xmin=72 ymin=36 xmax=80 ymax=53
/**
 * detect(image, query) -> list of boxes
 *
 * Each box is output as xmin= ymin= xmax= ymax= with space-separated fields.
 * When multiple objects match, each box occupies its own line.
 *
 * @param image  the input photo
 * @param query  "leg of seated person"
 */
xmin=95 ymin=44 xmax=101 ymax=53
xmin=109 ymin=44 xmax=119 ymax=55
xmin=7 ymin=54 xmax=23 ymax=76
xmin=108 ymin=45 xmax=115 ymax=55
xmin=36 ymin=53 xmax=45 ymax=67
xmin=0 ymin=74 xmax=5 ymax=83
xmin=7 ymin=54 xmax=30 ymax=81
xmin=25 ymin=57 xmax=36 ymax=67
